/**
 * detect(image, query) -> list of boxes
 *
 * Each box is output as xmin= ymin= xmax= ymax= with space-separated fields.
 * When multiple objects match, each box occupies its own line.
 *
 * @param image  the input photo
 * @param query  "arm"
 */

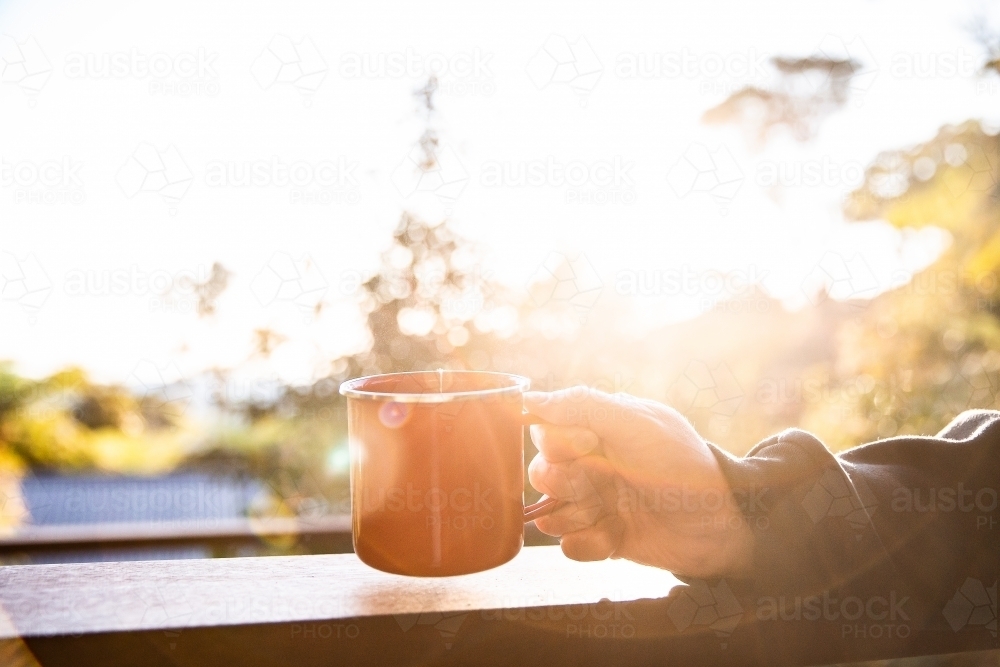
xmin=526 ymin=390 xmax=999 ymax=661
xmin=709 ymin=411 xmax=997 ymax=632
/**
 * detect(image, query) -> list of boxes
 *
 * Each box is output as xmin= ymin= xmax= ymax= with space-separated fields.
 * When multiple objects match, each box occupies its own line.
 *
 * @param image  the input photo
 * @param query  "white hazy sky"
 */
xmin=1 ymin=0 xmax=998 ymax=385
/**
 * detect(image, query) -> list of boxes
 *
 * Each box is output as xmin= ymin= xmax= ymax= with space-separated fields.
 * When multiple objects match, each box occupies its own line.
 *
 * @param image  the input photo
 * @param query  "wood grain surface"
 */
xmin=0 ymin=545 xmax=680 ymax=639
xmin=2 ymin=547 xmax=990 ymax=667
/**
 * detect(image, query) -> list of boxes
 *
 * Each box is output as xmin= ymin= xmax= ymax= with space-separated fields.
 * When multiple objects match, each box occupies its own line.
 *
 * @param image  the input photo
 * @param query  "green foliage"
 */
xmin=803 ymin=121 xmax=1000 ymax=447
xmin=0 ymin=364 xmax=192 ymax=473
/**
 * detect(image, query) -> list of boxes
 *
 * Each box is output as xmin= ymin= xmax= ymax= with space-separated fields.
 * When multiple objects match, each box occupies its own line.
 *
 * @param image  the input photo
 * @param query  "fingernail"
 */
xmin=523 ymin=391 xmax=546 ymax=405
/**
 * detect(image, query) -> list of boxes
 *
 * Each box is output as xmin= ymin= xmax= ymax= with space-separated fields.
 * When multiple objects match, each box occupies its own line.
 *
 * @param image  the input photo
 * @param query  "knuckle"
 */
xmin=527 ymin=460 xmax=546 ymax=484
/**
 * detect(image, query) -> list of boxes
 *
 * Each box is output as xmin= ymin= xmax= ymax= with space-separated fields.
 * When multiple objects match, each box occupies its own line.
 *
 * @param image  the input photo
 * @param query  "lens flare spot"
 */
xmin=379 ymin=401 xmax=412 ymax=428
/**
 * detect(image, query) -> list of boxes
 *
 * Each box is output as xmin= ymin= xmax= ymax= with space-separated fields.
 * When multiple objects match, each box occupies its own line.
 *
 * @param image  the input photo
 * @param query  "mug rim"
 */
xmin=339 ymin=370 xmax=531 ymax=403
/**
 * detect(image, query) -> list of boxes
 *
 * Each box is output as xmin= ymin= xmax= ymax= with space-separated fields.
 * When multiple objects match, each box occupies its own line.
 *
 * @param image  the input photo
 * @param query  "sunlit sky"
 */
xmin=1 ymin=0 xmax=999 ymax=386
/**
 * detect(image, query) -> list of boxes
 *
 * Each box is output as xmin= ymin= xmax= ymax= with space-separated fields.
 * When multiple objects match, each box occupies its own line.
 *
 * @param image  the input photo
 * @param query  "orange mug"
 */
xmin=339 ymin=370 xmax=559 ymax=576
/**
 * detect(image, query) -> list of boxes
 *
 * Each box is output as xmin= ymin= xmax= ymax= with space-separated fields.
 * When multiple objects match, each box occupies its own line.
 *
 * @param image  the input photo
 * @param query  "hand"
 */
xmin=525 ymin=387 xmax=753 ymax=579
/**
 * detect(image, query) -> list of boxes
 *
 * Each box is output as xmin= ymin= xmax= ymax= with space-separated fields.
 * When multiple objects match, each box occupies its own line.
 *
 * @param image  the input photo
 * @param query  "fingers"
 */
xmin=533 ymin=493 xmax=603 ymax=535
xmin=559 ymin=514 xmax=626 ymax=561
xmin=529 ymin=424 xmax=600 ymax=462
xmin=529 ymin=454 xmax=617 ymax=537
xmin=528 ymin=453 xmax=626 ymax=563
xmin=523 ymin=387 xmax=644 ymax=440
xmin=528 ymin=455 xmax=603 ymax=500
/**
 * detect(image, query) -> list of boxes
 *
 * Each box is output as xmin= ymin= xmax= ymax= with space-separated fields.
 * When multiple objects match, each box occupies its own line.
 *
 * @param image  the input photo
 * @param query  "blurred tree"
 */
xmin=353 ymin=213 xmax=522 ymax=376
xmin=0 ymin=364 xmax=189 ymax=473
xmin=802 ymin=120 xmax=1000 ymax=448
xmin=181 ymin=75 xmax=534 ymax=514
xmin=703 ymin=55 xmax=863 ymax=145
xmin=18 ymin=70 xmax=1000 ymax=517
xmin=193 ymin=262 xmax=231 ymax=317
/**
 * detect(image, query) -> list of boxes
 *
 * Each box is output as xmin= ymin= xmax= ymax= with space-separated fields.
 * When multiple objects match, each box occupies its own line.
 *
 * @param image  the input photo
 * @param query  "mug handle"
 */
xmin=520 ymin=411 xmax=563 ymax=523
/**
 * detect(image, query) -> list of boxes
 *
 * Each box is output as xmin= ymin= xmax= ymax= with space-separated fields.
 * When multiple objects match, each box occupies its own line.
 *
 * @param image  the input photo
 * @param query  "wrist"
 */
xmin=714 ymin=508 xmax=754 ymax=578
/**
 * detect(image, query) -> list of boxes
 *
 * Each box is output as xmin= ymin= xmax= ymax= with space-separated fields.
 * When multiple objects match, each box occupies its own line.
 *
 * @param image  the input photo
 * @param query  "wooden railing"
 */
xmin=1 ymin=546 xmax=996 ymax=666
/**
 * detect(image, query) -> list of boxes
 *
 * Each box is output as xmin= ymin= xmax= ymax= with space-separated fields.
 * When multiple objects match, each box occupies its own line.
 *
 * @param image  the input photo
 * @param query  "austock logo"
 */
xmin=943 ymin=578 xmax=997 ymax=637
xmin=616 ymin=484 xmax=770 ymax=531
xmin=526 ymin=34 xmax=603 ymax=100
xmin=0 ymin=35 xmax=52 ymax=98
xmin=390 ymin=142 xmax=469 ymax=212
xmin=394 ymin=611 xmax=468 ymax=650
xmin=613 ymin=47 xmax=770 ymax=84
xmin=63 ymin=47 xmax=220 ymax=97
xmin=339 ymin=48 xmax=495 ymax=97
xmin=756 ymin=590 xmax=911 ymax=639
xmin=204 ymin=156 xmax=360 ymax=205
xmin=666 ymin=143 xmax=744 ymax=213
xmin=479 ymin=156 xmax=636 ymax=206
xmin=800 ymin=468 xmax=878 ymax=538
xmin=815 ymin=34 xmax=879 ymax=104
xmin=891 ymin=484 xmax=998 ymax=530
xmin=801 ymin=251 xmax=880 ymax=306
xmin=0 ymin=251 xmax=52 ymax=323
xmin=670 ymin=360 xmax=744 ymax=438
xmin=250 ymin=252 xmax=328 ymax=322
xmin=290 ymin=622 xmax=360 ymax=640
xmin=264 ymin=465 xmax=347 ymax=518
xmin=116 ymin=143 xmax=194 ymax=209
xmin=251 ymin=35 xmax=327 ymax=100
xmin=667 ymin=579 xmax=743 ymax=649
xmin=126 ymin=359 xmax=194 ymax=420
xmin=356 ymin=482 xmax=495 ymax=513
xmin=480 ymin=597 xmax=638 ymax=639
xmin=1 ymin=156 xmax=85 ymax=205
xmin=113 ymin=580 xmax=197 ymax=651
xmin=525 ymin=252 xmax=603 ymax=324
xmin=939 ymin=144 xmax=998 ymax=199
